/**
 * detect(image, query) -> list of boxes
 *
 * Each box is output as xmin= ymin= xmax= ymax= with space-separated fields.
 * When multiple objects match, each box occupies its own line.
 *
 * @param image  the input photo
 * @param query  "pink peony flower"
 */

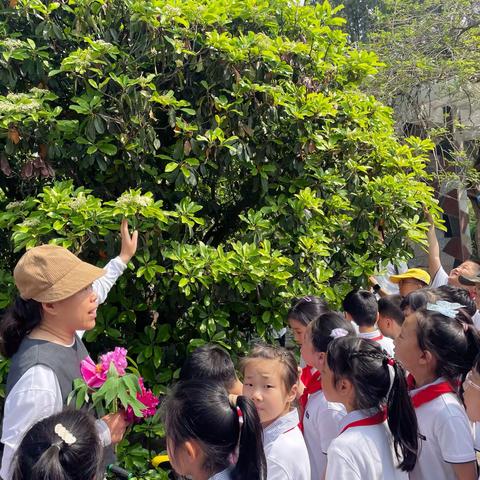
xmin=100 ymin=347 xmax=128 ymax=376
xmin=125 ymin=377 xmax=159 ymax=422
xmin=80 ymin=356 xmax=107 ymax=388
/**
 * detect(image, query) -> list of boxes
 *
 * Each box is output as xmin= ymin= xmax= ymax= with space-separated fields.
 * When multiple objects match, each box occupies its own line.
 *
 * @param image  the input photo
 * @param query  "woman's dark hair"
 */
xmin=309 ymin=312 xmax=356 ymax=353
xmin=327 ymin=337 xmax=418 ymax=472
xmin=11 ymin=409 xmax=103 ymax=480
xmin=433 ymin=285 xmax=477 ymax=317
xmin=0 ymin=297 xmax=43 ymax=357
xmin=180 ymin=343 xmax=238 ymax=391
xmin=287 ymin=296 xmax=330 ymax=326
xmin=242 ymin=344 xmax=298 ymax=392
xmin=414 ymin=307 xmax=480 ymax=390
xmin=163 ymin=380 xmax=266 ymax=480
xmin=400 ymin=288 xmax=435 ymax=314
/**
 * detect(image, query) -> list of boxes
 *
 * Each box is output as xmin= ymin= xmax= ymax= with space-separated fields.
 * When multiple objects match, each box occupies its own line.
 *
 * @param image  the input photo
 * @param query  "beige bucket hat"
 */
xmin=14 ymin=245 xmax=105 ymax=302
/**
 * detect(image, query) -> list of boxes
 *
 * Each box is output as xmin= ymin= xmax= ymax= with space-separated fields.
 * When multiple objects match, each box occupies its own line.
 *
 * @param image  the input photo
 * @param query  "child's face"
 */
xmin=288 ymin=318 xmax=307 ymax=346
xmin=243 ymin=358 xmax=296 ymax=427
xmin=321 ymin=354 xmax=341 ymax=403
xmin=394 ymin=313 xmax=424 ymax=374
xmin=300 ymin=324 xmax=323 ymax=370
xmin=463 ymin=369 xmax=480 ymax=422
xmin=377 ymin=315 xmax=401 ymax=340
xmin=167 ymin=437 xmax=205 ymax=479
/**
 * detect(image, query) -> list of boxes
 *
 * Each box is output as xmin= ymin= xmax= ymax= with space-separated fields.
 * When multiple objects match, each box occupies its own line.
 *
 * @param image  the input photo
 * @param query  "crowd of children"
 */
xmin=4 ymin=232 xmax=480 ymax=479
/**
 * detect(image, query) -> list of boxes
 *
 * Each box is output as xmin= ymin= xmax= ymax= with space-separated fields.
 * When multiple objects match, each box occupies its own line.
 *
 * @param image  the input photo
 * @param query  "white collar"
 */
xmin=338 ymin=407 xmax=381 ymax=432
xmin=409 ymin=376 xmax=448 ymax=396
xmin=263 ymin=409 xmax=299 ymax=445
xmin=208 ymin=468 xmax=231 ymax=480
xmin=358 ymin=329 xmax=382 ymax=339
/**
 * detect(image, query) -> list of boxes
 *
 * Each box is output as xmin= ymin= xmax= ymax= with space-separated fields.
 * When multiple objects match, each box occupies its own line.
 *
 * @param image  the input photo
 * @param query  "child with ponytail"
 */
xmin=300 ymin=312 xmax=356 ymax=479
xmin=395 ymin=300 xmax=480 ymax=480
xmin=323 ymin=336 xmax=418 ymax=479
xmin=11 ymin=409 xmax=103 ymax=480
xmin=242 ymin=344 xmax=310 ymax=480
xmin=163 ymin=379 xmax=266 ymax=480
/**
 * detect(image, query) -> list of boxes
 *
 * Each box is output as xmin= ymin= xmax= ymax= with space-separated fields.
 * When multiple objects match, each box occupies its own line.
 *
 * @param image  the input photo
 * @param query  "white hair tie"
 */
xmin=330 ymin=328 xmax=349 ymax=339
xmin=54 ymin=423 xmax=77 ymax=446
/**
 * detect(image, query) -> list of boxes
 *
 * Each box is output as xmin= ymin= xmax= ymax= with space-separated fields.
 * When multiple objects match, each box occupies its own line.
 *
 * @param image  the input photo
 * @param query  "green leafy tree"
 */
xmin=361 ymin=0 xmax=480 ymax=246
xmin=0 ymin=0 xmax=438 ymax=473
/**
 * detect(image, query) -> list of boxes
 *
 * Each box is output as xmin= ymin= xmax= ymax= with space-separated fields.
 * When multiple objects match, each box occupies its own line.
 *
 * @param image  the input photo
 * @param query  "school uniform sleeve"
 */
xmin=437 ymin=413 xmax=476 ymax=463
xmin=92 ymin=256 xmax=127 ymax=305
xmin=325 ymin=444 xmax=361 ymax=480
xmin=320 ymin=407 xmax=345 ymax=454
xmin=266 ymin=458 xmax=293 ymax=480
xmin=0 ymin=365 xmax=62 ymax=480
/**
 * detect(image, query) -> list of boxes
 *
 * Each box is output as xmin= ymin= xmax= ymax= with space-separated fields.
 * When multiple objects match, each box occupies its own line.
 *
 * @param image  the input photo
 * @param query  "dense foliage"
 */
xmin=0 ymin=0 xmax=439 ymax=474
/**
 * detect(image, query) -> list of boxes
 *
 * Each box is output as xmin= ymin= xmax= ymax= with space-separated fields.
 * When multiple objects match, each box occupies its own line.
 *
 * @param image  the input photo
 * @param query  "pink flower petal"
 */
xmin=100 ymin=347 xmax=128 ymax=376
xmin=81 ymin=356 xmax=106 ymax=388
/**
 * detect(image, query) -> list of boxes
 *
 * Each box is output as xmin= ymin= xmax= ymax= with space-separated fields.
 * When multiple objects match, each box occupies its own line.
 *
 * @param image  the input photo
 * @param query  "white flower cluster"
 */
xmin=115 ymin=192 xmax=153 ymax=209
xmin=1 ymin=39 xmax=24 ymax=50
xmin=0 ymin=93 xmax=42 ymax=114
xmin=68 ymin=196 xmax=88 ymax=210
xmin=6 ymin=200 xmax=27 ymax=210
xmin=19 ymin=218 xmax=40 ymax=228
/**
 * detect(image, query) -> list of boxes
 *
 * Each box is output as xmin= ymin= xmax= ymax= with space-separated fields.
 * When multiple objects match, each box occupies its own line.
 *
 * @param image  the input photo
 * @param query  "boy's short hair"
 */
xmin=180 ymin=343 xmax=237 ymax=390
xmin=378 ymin=295 xmax=405 ymax=326
xmin=342 ymin=289 xmax=378 ymax=327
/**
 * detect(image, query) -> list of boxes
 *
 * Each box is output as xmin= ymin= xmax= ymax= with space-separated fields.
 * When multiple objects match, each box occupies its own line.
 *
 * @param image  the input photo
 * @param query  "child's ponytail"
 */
xmin=327 ymin=337 xmax=419 ymax=472
xmin=385 ymin=358 xmax=418 ymax=471
xmin=163 ymin=380 xmax=267 ymax=480
xmin=29 ymin=444 xmax=66 ymax=480
xmin=232 ymin=395 xmax=267 ymax=480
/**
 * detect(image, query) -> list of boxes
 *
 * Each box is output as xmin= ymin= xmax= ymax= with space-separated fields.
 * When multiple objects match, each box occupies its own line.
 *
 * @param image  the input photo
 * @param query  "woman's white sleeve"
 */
xmin=92 ymin=256 xmax=127 ymax=305
xmin=0 ymin=365 xmax=62 ymax=480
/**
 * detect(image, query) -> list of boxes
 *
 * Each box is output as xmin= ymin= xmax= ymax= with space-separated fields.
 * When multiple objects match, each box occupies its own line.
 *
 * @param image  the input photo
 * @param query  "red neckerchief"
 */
xmin=409 ymin=380 xmax=455 ymax=409
xmin=340 ymin=408 xmax=387 ymax=434
xmin=300 ymin=365 xmax=314 ymax=386
xmin=298 ymin=370 xmax=322 ymax=431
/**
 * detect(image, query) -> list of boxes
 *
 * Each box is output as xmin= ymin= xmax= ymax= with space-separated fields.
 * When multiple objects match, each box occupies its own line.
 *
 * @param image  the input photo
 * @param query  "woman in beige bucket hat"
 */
xmin=0 ymin=220 xmax=137 ymax=480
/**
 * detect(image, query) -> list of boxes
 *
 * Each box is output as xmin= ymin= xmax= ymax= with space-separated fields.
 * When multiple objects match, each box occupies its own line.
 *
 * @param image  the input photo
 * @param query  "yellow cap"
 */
xmin=151 ymin=454 xmax=170 ymax=468
xmin=389 ymin=268 xmax=430 ymax=285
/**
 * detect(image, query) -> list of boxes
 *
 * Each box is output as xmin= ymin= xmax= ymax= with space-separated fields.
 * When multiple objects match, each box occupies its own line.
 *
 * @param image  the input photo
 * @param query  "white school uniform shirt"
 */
xmin=263 ymin=409 xmax=311 ymax=480
xmin=208 ymin=468 xmax=232 ymax=480
xmin=358 ymin=329 xmax=395 ymax=357
xmin=303 ymin=390 xmax=346 ymax=480
xmin=409 ymin=377 xmax=476 ymax=480
xmin=325 ymin=408 xmax=408 ymax=480
xmin=0 ymin=257 xmax=126 ymax=480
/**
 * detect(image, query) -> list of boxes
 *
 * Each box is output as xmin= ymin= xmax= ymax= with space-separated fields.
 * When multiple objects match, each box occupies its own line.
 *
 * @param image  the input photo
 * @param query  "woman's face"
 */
xmin=288 ymin=318 xmax=307 ymax=346
xmin=48 ymin=284 xmax=98 ymax=333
